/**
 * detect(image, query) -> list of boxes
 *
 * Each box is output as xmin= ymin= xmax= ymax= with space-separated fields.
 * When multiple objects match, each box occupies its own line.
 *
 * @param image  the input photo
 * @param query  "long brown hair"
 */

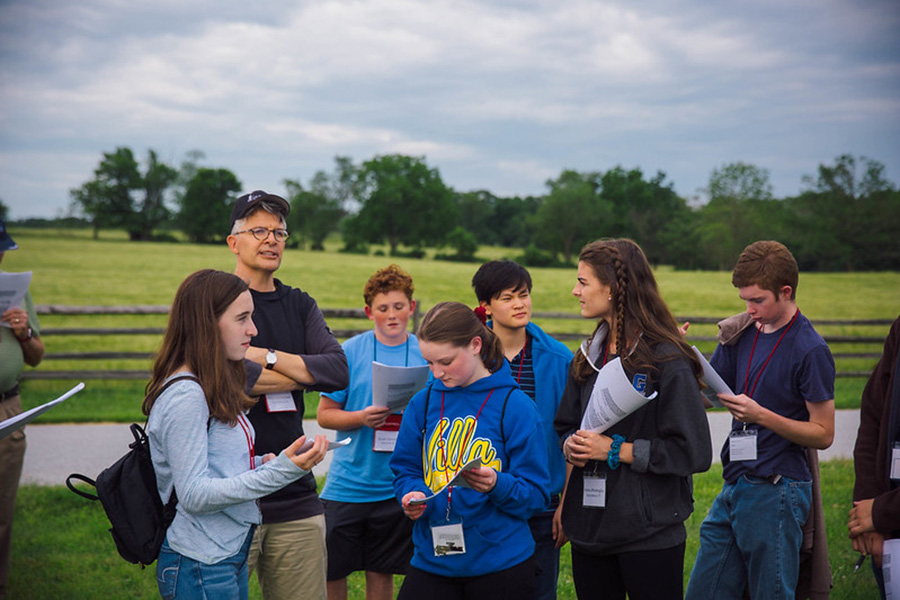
xmin=571 ymin=239 xmax=702 ymax=384
xmin=142 ymin=269 xmax=255 ymax=424
xmin=417 ymin=301 xmax=506 ymax=374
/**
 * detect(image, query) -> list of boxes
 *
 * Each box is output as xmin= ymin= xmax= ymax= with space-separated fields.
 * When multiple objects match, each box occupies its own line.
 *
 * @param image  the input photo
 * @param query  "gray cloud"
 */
xmin=1 ymin=0 xmax=898 ymax=217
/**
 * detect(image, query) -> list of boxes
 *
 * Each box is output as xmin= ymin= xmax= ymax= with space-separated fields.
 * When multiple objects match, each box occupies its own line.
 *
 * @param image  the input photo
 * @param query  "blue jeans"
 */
xmin=528 ymin=509 xmax=559 ymax=600
xmin=685 ymin=475 xmax=811 ymax=600
xmin=156 ymin=527 xmax=255 ymax=600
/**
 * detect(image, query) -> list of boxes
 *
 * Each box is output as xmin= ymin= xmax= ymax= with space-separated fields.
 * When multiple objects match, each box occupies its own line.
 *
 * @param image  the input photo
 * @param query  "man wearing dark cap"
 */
xmin=0 ymin=220 xmax=44 ymax=599
xmin=227 ymin=191 xmax=349 ymax=600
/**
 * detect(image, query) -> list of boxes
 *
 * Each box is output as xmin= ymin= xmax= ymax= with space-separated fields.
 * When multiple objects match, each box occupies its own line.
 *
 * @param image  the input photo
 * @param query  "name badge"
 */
xmin=265 ymin=392 xmax=297 ymax=413
xmin=729 ymin=429 xmax=758 ymax=462
xmin=432 ymin=521 xmax=466 ymax=556
xmin=891 ymin=443 xmax=900 ymax=481
xmin=583 ymin=473 xmax=606 ymax=508
xmin=373 ymin=414 xmax=403 ymax=452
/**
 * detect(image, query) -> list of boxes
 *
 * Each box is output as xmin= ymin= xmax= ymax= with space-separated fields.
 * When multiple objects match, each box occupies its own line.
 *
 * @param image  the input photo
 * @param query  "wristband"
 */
xmin=607 ymin=434 xmax=625 ymax=470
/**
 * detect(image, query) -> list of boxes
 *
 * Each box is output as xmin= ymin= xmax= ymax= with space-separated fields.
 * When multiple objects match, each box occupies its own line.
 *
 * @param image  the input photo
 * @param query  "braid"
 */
xmin=575 ymin=237 xmax=704 ymax=387
xmin=611 ymin=247 xmax=627 ymax=357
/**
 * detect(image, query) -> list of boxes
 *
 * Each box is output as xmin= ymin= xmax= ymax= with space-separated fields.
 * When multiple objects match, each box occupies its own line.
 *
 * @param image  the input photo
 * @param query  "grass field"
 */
xmin=5 ymin=228 xmax=895 ymax=598
xmin=7 ymin=228 xmax=897 ymax=421
xmin=9 ymin=462 xmax=880 ymax=599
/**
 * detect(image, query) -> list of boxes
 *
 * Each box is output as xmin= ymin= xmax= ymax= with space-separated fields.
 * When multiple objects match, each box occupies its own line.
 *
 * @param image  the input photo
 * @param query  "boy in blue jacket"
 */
xmin=472 ymin=260 xmax=572 ymax=600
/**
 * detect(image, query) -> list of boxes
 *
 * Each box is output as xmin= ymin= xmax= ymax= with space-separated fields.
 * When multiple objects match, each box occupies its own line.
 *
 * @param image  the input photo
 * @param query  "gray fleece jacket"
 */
xmin=148 ymin=376 xmax=307 ymax=564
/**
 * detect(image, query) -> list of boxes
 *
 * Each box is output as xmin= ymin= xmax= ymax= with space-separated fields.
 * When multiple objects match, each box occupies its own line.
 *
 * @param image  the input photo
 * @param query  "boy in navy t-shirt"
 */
xmin=686 ymin=241 xmax=835 ymax=599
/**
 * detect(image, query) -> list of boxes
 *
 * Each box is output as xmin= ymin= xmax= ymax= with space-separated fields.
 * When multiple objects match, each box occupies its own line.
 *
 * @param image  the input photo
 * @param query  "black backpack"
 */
xmin=66 ymin=375 xmax=198 ymax=567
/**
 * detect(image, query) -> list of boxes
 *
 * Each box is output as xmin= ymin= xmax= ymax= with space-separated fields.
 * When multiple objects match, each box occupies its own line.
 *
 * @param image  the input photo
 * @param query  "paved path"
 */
xmin=21 ymin=412 xmax=860 ymax=487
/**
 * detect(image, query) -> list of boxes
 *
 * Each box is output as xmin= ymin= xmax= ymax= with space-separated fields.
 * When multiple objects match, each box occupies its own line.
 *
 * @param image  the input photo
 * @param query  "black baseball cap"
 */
xmin=229 ymin=190 xmax=290 ymax=230
xmin=0 ymin=219 xmax=18 ymax=252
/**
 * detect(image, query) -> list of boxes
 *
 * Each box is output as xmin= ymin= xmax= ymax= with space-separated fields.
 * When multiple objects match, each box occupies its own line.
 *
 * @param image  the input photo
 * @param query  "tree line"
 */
xmin=52 ymin=148 xmax=900 ymax=271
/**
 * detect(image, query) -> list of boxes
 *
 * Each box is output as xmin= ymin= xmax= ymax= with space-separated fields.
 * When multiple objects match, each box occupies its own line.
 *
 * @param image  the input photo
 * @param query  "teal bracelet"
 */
xmin=607 ymin=434 xmax=625 ymax=470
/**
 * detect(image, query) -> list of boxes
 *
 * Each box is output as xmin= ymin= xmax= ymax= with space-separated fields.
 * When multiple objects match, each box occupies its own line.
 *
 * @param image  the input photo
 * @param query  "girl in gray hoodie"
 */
xmin=143 ymin=269 xmax=328 ymax=600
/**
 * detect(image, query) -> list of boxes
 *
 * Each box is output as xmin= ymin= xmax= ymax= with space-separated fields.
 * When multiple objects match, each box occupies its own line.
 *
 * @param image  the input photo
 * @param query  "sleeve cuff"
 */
xmin=631 ymin=438 xmax=650 ymax=473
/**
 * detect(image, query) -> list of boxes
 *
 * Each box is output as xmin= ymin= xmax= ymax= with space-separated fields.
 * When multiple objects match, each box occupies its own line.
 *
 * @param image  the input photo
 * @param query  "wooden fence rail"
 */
xmin=23 ymin=305 xmax=890 ymax=380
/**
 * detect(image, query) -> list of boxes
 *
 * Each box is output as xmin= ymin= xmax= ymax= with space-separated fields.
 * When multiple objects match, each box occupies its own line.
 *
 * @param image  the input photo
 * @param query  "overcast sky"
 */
xmin=1 ymin=0 xmax=898 ymax=219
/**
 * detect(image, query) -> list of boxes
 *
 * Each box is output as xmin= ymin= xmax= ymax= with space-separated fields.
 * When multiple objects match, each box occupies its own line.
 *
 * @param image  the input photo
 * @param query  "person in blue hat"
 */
xmin=0 ymin=219 xmax=45 ymax=598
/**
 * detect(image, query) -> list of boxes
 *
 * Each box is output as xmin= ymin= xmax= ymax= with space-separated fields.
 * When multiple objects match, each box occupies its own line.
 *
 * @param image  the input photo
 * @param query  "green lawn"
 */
xmin=6 ymin=228 xmax=892 ymax=598
xmin=9 ymin=462 xmax=879 ymax=599
xmin=7 ymin=228 xmax=897 ymax=422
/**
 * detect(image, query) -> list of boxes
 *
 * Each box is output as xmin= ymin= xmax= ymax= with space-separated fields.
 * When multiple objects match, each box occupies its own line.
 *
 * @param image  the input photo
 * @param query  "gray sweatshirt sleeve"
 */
xmin=152 ymin=382 xmax=308 ymax=515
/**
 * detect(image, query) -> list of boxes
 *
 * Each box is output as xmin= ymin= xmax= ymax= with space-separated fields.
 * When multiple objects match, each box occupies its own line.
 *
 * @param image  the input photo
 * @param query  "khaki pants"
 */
xmin=0 ymin=395 xmax=26 ymax=599
xmin=249 ymin=514 xmax=327 ymax=600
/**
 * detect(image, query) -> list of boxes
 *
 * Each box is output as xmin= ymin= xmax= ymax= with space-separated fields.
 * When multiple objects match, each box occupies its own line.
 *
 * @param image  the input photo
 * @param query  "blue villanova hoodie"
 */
xmin=390 ymin=363 xmax=550 ymax=577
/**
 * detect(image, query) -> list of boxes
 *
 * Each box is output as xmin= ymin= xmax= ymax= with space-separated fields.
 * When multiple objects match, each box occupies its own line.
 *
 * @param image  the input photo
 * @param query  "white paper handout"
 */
xmin=407 ymin=457 xmax=485 ymax=505
xmin=883 ymin=538 xmax=900 ymax=599
xmin=0 ymin=271 xmax=32 ymax=327
xmin=372 ymin=362 xmax=430 ymax=412
xmin=691 ymin=346 xmax=734 ymax=408
xmin=295 ymin=437 xmax=352 ymax=454
xmin=579 ymin=357 xmax=657 ymax=433
xmin=0 ymin=382 xmax=85 ymax=440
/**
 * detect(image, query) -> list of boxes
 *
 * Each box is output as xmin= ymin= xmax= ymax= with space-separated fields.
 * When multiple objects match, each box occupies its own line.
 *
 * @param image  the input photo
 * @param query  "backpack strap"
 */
xmin=499 ymin=387 xmax=514 ymax=448
xmin=420 ymin=382 xmax=434 ymax=436
xmin=144 ymin=374 xmax=201 ymax=422
xmin=66 ymin=473 xmax=98 ymax=501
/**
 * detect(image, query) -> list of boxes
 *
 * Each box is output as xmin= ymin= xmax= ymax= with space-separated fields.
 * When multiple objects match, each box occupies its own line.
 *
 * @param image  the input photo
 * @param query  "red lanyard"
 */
xmin=236 ymin=413 xmax=256 ymax=470
xmin=438 ymin=388 xmax=495 ymax=516
xmin=743 ymin=310 xmax=798 ymax=398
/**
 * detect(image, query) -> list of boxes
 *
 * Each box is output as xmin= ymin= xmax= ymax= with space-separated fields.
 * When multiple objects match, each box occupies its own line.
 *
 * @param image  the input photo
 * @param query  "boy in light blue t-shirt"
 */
xmin=317 ymin=264 xmax=426 ymax=600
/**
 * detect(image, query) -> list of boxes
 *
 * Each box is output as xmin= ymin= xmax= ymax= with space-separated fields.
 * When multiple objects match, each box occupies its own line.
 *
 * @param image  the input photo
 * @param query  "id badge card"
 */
xmin=373 ymin=413 xmax=403 ymax=452
xmin=583 ymin=472 xmax=606 ymax=508
xmin=891 ymin=443 xmax=900 ymax=481
xmin=729 ymin=429 xmax=758 ymax=462
xmin=432 ymin=520 xmax=466 ymax=556
xmin=265 ymin=392 xmax=297 ymax=413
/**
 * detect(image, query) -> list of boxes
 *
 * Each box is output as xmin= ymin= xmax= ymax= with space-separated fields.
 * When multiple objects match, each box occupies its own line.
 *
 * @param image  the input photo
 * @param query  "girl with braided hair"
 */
xmin=553 ymin=238 xmax=712 ymax=599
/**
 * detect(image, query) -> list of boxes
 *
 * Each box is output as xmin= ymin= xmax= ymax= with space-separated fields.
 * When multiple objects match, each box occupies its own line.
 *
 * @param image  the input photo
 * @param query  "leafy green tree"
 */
xmin=138 ymin=150 xmax=179 ymax=240
xmin=69 ymin=147 xmax=142 ymax=239
xmin=597 ymin=167 xmax=689 ymax=265
xmin=69 ymin=147 xmax=179 ymax=240
xmin=284 ymin=157 xmax=352 ymax=250
xmin=444 ymin=226 xmax=479 ymax=260
xmin=533 ymin=170 xmax=611 ymax=263
xmin=493 ymin=195 xmax=542 ymax=248
xmin=707 ymin=162 xmax=774 ymax=203
xmin=345 ymin=154 xmax=457 ymax=253
xmin=789 ymin=154 xmax=899 ymax=270
xmin=456 ymin=190 xmax=499 ymax=245
xmin=692 ymin=162 xmax=783 ymax=269
xmin=178 ymin=168 xmax=242 ymax=243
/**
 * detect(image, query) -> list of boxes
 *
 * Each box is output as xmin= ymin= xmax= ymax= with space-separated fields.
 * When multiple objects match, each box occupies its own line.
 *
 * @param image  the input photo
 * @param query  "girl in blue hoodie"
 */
xmin=391 ymin=301 xmax=551 ymax=599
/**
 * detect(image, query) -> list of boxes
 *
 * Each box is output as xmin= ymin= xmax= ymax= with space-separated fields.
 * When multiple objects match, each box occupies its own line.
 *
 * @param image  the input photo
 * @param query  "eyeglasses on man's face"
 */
xmin=234 ymin=227 xmax=290 ymax=242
